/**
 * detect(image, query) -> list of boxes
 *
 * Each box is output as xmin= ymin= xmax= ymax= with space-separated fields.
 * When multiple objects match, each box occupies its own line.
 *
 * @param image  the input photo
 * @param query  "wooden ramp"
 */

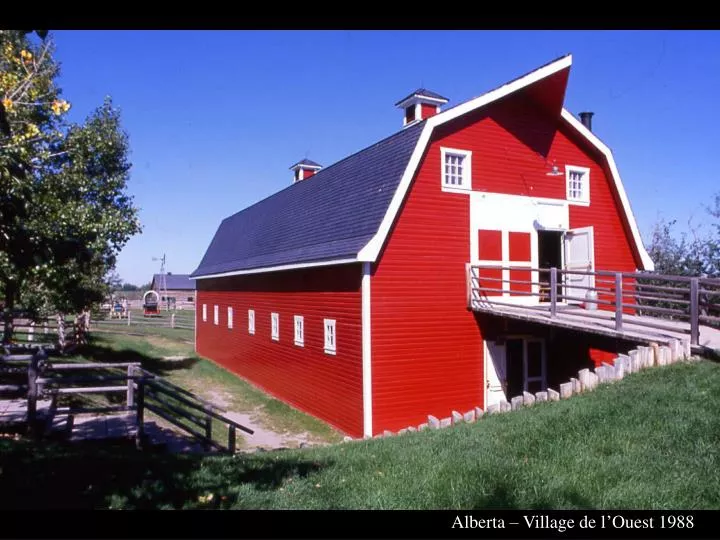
xmin=472 ymin=302 xmax=720 ymax=353
xmin=467 ymin=265 xmax=720 ymax=354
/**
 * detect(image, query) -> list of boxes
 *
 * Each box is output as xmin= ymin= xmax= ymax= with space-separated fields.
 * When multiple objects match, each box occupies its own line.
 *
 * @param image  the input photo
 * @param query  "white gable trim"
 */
xmin=357 ymin=55 xmax=574 ymax=262
xmin=560 ymin=109 xmax=653 ymax=271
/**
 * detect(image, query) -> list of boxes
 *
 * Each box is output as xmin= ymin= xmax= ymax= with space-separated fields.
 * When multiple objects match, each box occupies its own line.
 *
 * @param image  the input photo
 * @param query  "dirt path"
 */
xmin=204 ymin=390 xmax=324 ymax=452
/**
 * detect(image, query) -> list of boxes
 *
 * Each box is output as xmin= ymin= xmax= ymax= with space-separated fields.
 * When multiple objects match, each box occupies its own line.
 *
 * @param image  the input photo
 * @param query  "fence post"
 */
xmin=615 ymin=273 xmax=623 ymax=332
xmin=28 ymin=321 xmax=35 ymax=343
xmin=43 ymin=320 xmax=48 ymax=335
xmin=27 ymin=353 xmax=39 ymax=435
xmin=56 ymin=313 xmax=65 ymax=353
xmin=127 ymin=365 xmax=135 ymax=409
xmin=135 ymin=378 xmax=145 ymax=450
xmin=205 ymin=414 xmax=213 ymax=449
xmin=550 ymin=266 xmax=557 ymax=317
xmin=171 ymin=313 xmax=176 ymax=329
xmin=228 ymin=425 xmax=236 ymax=453
xmin=690 ymin=277 xmax=699 ymax=346
xmin=127 ymin=309 xmax=131 ymax=327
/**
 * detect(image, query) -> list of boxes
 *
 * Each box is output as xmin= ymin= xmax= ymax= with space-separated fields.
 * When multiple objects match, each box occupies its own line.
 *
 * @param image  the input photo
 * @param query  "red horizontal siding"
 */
xmin=421 ymin=103 xmax=437 ymax=119
xmin=371 ymin=89 xmax=644 ymax=433
xmin=196 ymin=265 xmax=363 ymax=437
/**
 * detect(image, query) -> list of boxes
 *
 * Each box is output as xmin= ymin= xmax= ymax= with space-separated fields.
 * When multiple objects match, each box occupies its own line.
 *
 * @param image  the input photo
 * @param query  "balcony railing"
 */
xmin=466 ymin=264 xmax=720 ymax=346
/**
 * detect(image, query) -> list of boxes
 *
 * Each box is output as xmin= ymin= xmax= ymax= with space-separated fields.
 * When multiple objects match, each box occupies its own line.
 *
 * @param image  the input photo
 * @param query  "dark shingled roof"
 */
xmin=394 ymin=88 xmax=449 ymax=106
xmin=191 ymin=122 xmax=425 ymax=277
xmin=151 ymin=274 xmax=195 ymax=290
xmin=290 ymin=158 xmax=322 ymax=169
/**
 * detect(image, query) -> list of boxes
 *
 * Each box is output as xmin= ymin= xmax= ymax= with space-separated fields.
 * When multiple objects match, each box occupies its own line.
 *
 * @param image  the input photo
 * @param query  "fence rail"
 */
xmin=3 ymin=347 xmax=251 ymax=452
xmin=466 ymin=264 xmax=720 ymax=347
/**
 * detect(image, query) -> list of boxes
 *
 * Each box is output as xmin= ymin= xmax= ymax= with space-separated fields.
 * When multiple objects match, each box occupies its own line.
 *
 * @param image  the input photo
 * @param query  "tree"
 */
xmin=646 ymin=198 xmax=719 ymax=278
xmin=1 ymin=30 xmax=141 ymax=342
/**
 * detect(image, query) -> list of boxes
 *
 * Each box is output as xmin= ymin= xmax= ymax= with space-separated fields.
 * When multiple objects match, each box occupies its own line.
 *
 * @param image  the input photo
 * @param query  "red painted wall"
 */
xmin=196 ymin=264 xmax=364 ymax=437
xmin=371 ymin=90 xmax=642 ymax=433
xmin=421 ymin=103 xmax=437 ymax=120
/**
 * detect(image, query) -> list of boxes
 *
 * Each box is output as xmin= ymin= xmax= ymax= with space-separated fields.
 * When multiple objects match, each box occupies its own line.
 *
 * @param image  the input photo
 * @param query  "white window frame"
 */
xmin=324 ymin=318 xmax=336 ymax=355
xmin=213 ymin=305 xmax=219 ymax=326
xmin=440 ymin=147 xmax=472 ymax=193
xmin=271 ymin=312 xmax=279 ymax=341
xmin=248 ymin=309 xmax=255 ymax=335
xmin=202 ymin=304 xmax=207 ymax=322
xmin=227 ymin=306 xmax=233 ymax=329
xmin=566 ymin=165 xmax=590 ymax=205
xmin=294 ymin=315 xmax=304 ymax=347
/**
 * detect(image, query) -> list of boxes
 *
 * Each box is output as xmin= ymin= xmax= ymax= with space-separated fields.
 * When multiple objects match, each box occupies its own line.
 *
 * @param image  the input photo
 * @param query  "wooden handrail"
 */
xmin=468 ymin=264 xmax=719 ymax=346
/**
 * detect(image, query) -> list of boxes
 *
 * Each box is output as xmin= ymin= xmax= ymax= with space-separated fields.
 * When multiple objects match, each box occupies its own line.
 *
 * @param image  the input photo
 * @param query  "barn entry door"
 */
xmin=562 ymin=226 xmax=595 ymax=304
xmin=484 ymin=340 xmax=507 ymax=408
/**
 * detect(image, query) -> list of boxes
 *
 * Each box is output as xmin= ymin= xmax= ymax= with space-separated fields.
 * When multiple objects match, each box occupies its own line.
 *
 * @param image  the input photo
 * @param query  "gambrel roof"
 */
xmin=192 ymin=55 xmax=652 ymax=280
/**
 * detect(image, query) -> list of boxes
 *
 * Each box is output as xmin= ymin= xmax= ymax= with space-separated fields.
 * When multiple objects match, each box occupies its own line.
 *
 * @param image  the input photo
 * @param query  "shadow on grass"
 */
xmin=474 ymin=483 xmax=593 ymax=510
xmin=0 ymin=438 xmax=327 ymax=509
xmin=68 ymin=342 xmax=201 ymax=377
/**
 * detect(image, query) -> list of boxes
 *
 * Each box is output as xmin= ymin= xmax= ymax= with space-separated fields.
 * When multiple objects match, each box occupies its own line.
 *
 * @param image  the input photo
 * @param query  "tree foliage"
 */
xmin=1 ymin=30 xmax=140 ymax=339
xmin=647 ymin=196 xmax=720 ymax=278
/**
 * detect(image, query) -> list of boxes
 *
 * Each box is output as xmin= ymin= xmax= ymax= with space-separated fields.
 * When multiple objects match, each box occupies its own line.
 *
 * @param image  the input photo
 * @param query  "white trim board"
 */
xmin=192 ymin=258 xmax=358 ymax=280
xmin=361 ymin=262 xmax=373 ymax=438
xmin=560 ymin=109 xmax=653 ymax=270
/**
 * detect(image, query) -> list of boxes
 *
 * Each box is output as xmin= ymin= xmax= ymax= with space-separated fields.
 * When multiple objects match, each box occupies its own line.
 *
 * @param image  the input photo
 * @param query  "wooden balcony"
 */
xmin=466 ymin=264 xmax=720 ymax=354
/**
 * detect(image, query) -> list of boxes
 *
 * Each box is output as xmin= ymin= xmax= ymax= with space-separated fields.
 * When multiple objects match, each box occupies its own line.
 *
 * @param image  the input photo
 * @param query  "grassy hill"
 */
xmin=1 ymin=360 xmax=719 ymax=509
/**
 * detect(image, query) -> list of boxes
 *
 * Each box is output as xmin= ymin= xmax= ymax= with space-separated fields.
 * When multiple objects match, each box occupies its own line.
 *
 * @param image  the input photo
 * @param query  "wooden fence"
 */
xmin=466 ymin=265 xmax=720 ymax=346
xmin=2 ymin=347 xmax=252 ymax=452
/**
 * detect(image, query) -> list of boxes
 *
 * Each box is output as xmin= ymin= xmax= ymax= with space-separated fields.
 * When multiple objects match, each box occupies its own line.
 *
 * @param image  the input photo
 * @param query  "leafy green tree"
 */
xmin=1 ymin=30 xmax=140 ymax=341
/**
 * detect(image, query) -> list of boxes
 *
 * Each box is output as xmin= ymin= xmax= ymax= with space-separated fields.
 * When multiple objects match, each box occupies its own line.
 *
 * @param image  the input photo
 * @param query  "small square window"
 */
xmin=213 ymin=305 xmax=219 ymax=326
xmin=271 ymin=313 xmax=279 ymax=341
xmin=294 ymin=315 xmax=304 ymax=347
xmin=566 ymin=166 xmax=590 ymax=204
xmin=202 ymin=304 xmax=207 ymax=322
xmin=227 ymin=307 xmax=233 ymax=329
xmin=441 ymin=148 xmax=472 ymax=191
xmin=324 ymin=319 xmax=336 ymax=355
xmin=248 ymin=309 xmax=255 ymax=335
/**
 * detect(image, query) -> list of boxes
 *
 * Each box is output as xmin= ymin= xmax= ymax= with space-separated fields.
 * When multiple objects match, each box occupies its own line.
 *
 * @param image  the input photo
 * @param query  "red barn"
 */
xmin=191 ymin=55 xmax=653 ymax=438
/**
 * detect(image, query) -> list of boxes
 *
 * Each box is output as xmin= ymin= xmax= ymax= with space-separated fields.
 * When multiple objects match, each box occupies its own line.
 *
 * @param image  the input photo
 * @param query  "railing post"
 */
xmin=690 ymin=277 xmax=699 ymax=346
xmin=127 ymin=309 xmax=131 ymax=327
xmin=127 ymin=365 xmax=135 ymax=409
xmin=615 ymin=273 xmax=623 ymax=332
xmin=228 ymin=424 xmax=236 ymax=454
xmin=550 ymin=266 xmax=557 ymax=317
xmin=465 ymin=263 xmax=471 ymax=308
xmin=171 ymin=313 xmax=176 ymax=329
xmin=135 ymin=378 xmax=145 ymax=449
xmin=205 ymin=414 xmax=213 ymax=449
xmin=27 ymin=351 xmax=39 ymax=435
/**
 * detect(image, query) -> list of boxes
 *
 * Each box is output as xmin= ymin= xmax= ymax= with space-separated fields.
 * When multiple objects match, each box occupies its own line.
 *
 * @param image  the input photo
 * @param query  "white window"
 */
xmin=202 ymin=304 xmax=207 ymax=322
xmin=441 ymin=147 xmax=472 ymax=191
xmin=271 ymin=312 xmax=279 ymax=341
xmin=213 ymin=305 xmax=219 ymax=326
xmin=248 ymin=309 xmax=255 ymax=335
xmin=566 ymin=165 xmax=590 ymax=204
xmin=324 ymin=319 xmax=336 ymax=355
xmin=227 ymin=307 xmax=233 ymax=329
xmin=294 ymin=315 xmax=304 ymax=347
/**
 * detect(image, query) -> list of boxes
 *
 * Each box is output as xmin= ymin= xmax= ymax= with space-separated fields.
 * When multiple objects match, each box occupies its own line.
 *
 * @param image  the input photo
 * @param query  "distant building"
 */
xmin=150 ymin=273 xmax=195 ymax=309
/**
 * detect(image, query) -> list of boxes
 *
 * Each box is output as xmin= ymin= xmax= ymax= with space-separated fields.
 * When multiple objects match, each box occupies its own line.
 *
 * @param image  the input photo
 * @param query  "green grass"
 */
xmin=2 ymin=360 xmax=719 ymax=509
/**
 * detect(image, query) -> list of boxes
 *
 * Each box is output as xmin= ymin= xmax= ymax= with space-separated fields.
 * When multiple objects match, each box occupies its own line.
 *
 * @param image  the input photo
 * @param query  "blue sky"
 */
xmin=52 ymin=30 xmax=720 ymax=286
